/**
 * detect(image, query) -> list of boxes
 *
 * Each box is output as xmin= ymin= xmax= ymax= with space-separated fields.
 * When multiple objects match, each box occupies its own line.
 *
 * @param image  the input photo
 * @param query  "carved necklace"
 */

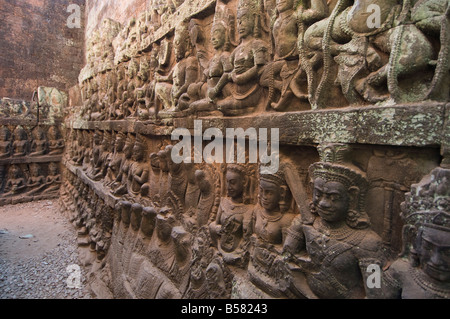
xmin=410 ymin=267 xmax=450 ymax=299
xmin=259 ymin=208 xmax=283 ymax=223
xmin=318 ymin=219 xmax=353 ymax=241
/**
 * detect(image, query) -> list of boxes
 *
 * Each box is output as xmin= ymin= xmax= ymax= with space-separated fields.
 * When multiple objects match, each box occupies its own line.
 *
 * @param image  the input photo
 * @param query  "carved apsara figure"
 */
xmin=210 ymin=164 xmax=254 ymax=267
xmin=216 ymin=0 xmax=270 ymax=116
xmin=247 ymin=167 xmax=297 ymax=297
xmin=260 ymin=0 xmax=309 ymax=111
xmin=154 ymin=21 xmax=200 ymax=113
xmin=182 ymin=7 xmax=235 ymax=114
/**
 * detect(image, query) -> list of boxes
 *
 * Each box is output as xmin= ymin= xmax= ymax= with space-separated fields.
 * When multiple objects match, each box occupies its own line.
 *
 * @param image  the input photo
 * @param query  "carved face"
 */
xmin=174 ymin=28 xmax=189 ymax=61
xmin=156 ymin=214 xmax=173 ymax=242
xmin=158 ymin=151 xmax=169 ymax=172
xmin=30 ymin=164 xmax=40 ymax=176
xmin=115 ymin=135 xmax=126 ymax=152
xmin=47 ymin=126 xmax=58 ymax=140
xmin=237 ymin=11 xmax=254 ymax=40
xmin=14 ymin=128 xmax=26 ymax=140
xmin=226 ymin=170 xmax=244 ymax=201
xmin=259 ymin=179 xmax=281 ymax=213
xmin=418 ymin=226 xmax=450 ymax=282
xmin=313 ymin=177 xmax=350 ymax=223
xmin=132 ymin=142 xmax=145 ymax=161
xmin=276 ymin=0 xmax=294 ymax=13
xmin=93 ymin=132 xmax=102 ymax=145
xmin=195 ymin=170 xmax=210 ymax=193
xmin=211 ymin=25 xmax=226 ymax=50
xmin=123 ymin=139 xmax=134 ymax=159
xmin=49 ymin=163 xmax=58 ymax=175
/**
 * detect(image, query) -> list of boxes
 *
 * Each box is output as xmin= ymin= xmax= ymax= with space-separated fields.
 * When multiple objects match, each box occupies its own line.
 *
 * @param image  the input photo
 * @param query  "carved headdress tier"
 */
xmin=259 ymin=167 xmax=287 ymax=187
xmin=310 ymin=143 xmax=368 ymax=192
xmin=237 ymin=0 xmax=261 ymax=16
xmin=401 ymin=167 xmax=450 ymax=232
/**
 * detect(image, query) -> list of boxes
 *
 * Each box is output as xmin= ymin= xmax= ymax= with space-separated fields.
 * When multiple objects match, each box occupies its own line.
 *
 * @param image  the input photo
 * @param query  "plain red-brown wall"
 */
xmin=0 ymin=0 xmax=85 ymax=100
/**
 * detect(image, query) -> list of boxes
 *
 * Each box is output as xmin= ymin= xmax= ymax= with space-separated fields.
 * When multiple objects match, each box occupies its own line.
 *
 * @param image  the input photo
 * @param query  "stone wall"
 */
xmin=0 ymin=0 xmax=85 ymax=100
xmin=0 ymin=88 xmax=66 ymax=205
xmin=62 ymin=0 xmax=450 ymax=299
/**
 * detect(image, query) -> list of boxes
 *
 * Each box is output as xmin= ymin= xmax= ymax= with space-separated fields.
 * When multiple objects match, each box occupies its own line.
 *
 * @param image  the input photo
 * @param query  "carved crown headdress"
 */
xmin=237 ymin=0 xmax=263 ymax=37
xmin=309 ymin=143 xmax=368 ymax=192
xmin=399 ymin=167 xmax=450 ymax=260
xmin=212 ymin=4 xmax=236 ymax=49
xmin=309 ymin=143 xmax=369 ymax=228
xmin=401 ymin=167 xmax=450 ymax=231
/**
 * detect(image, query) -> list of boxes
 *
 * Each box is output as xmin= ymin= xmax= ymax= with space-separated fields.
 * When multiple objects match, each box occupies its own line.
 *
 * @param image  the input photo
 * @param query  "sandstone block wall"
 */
xmin=59 ymin=0 xmax=450 ymax=299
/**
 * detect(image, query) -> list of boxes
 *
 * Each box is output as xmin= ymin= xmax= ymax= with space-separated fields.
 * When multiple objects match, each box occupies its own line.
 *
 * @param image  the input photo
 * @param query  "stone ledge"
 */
xmin=63 ymin=159 xmax=119 ymax=208
xmin=67 ymin=102 xmax=447 ymax=148
xmin=0 ymin=155 xmax=63 ymax=165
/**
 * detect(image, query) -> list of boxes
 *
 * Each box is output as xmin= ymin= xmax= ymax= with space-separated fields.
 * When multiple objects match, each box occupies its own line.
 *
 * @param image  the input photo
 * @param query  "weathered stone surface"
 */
xmin=3 ymin=0 xmax=446 ymax=300
xmin=0 ymin=0 xmax=84 ymax=100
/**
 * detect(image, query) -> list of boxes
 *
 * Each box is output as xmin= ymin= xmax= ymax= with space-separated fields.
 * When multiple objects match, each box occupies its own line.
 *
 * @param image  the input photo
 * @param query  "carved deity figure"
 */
xmin=3 ymin=165 xmax=27 ymax=196
xmin=91 ymin=131 xmax=113 ymax=181
xmin=105 ymin=131 xmax=126 ymax=186
xmin=0 ymin=126 xmax=12 ymax=159
xmin=283 ymin=144 xmax=386 ymax=299
xmin=12 ymin=126 xmax=29 ymax=157
xmin=210 ymin=164 xmax=254 ymax=267
xmin=148 ymin=207 xmax=191 ymax=284
xmin=47 ymin=126 xmax=64 ymax=155
xmin=154 ymin=21 xmax=199 ymax=114
xmin=30 ymin=127 xmax=48 ymax=157
xmin=45 ymin=162 xmax=62 ymax=194
xmin=182 ymin=7 xmax=235 ymax=114
xmin=382 ymin=167 xmax=450 ymax=299
xmin=127 ymin=135 xmax=149 ymax=197
xmin=25 ymin=163 xmax=47 ymax=196
xmin=111 ymin=64 xmax=128 ymax=119
xmin=260 ymin=0 xmax=307 ymax=111
xmin=111 ymin=134 xmax=135 ymax=196
xmin=216 ymin=0 xmax=270 ymax=116
xmin=247 ymin=167 xmax=296 ymax=297
xmin=123 ymin=59 xmax=140 ymax=118
xmin=87 ymin=130 xmax=104 ymax=179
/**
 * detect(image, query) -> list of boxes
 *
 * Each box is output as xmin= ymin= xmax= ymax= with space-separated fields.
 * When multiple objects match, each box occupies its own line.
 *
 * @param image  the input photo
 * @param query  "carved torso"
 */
xmin=300 ymin=219 xmax=384 ymax=299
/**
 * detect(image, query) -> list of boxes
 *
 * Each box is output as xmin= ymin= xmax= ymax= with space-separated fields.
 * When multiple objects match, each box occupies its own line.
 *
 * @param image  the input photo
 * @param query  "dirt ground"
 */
xmin=0 ymin=200 xmax=70 ymax=262
xmin=0 ymin=200 xmax=92 ymax=299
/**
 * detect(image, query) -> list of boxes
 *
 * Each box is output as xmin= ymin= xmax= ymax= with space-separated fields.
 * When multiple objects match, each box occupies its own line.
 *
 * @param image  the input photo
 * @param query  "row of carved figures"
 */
xmin=0 ymin=162 xmax=61 ymax=198
xmin=0 ymin=125 xmax=64 ymax=158
xmin=60 ymin=170 xmax=113 ymax=265
xmin=63 ymin=130 xmax=450 ymax=298
xmin=79 ymin=0 xmax=449 ymax=121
